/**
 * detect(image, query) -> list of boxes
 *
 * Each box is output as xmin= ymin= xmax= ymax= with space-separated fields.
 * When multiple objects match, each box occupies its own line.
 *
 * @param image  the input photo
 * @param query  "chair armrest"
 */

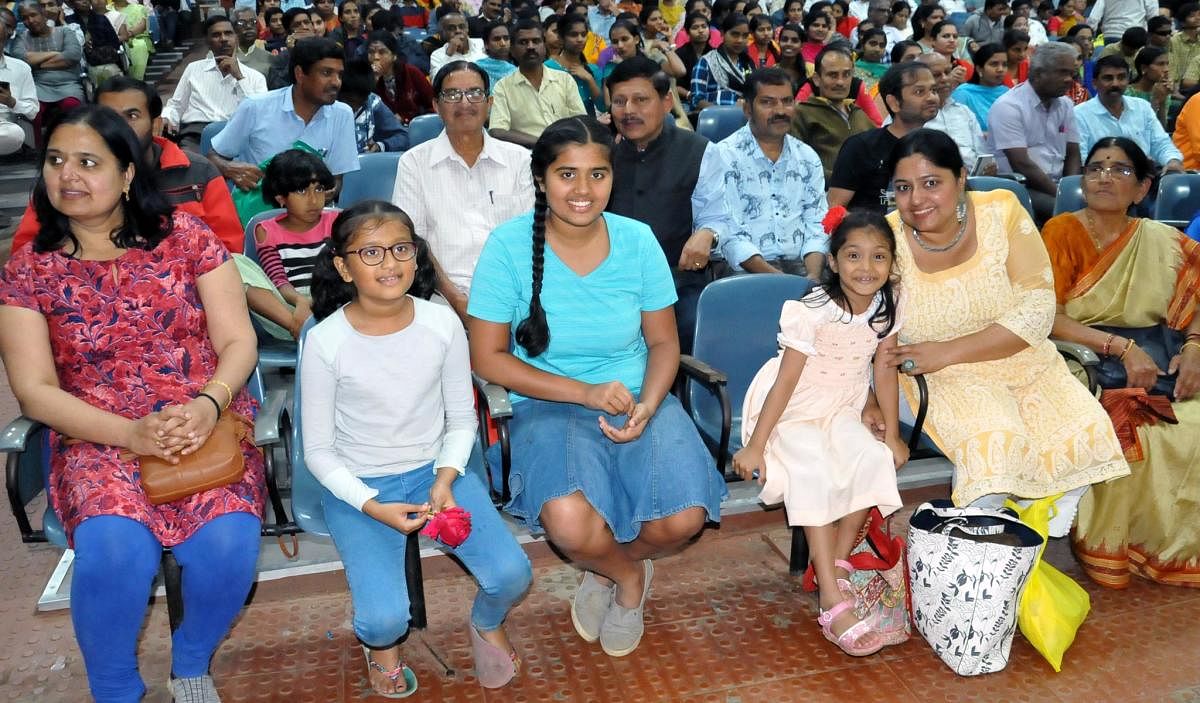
xmin=1160 ymin=219 xmax=1190 ymax=229
xmin=1053 ymin=339 xmax=1099 ymax=366
xmin=678 ymin=355 xmax=727 ymax=388
xmin=472 ymin=375 xmax=513 ymax=420
xmin=254 ymin=388 xmax=287 ymax=447
xmin=0 ymin=416 xmax=42 ymax=453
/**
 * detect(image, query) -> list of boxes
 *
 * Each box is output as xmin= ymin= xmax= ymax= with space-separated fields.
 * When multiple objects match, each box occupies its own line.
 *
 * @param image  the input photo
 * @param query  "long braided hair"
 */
xmin=514 ymin=116 xmax=614 ymax=357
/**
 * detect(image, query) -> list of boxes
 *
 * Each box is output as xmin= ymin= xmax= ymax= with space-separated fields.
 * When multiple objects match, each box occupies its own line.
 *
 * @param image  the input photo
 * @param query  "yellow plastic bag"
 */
xmin=1005 ymin=495 xmax=1091 ymax=672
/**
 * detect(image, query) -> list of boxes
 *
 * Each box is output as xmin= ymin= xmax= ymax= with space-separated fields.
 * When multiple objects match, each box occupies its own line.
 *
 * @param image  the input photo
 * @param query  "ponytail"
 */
xmin=311 ymin=242 xmax=355 ymax=321
xmin=515 ymin=189 xmax=550 ymax=356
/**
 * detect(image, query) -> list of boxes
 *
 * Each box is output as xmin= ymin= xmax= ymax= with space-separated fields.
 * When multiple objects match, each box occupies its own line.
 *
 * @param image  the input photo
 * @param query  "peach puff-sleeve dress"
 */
xmin=741 ymin=289 xmax=905 ymax=527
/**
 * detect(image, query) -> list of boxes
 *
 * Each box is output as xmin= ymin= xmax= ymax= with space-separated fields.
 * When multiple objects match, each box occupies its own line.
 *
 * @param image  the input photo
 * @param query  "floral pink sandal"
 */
xmin=818 ymin=600 xmax=885 ymax=657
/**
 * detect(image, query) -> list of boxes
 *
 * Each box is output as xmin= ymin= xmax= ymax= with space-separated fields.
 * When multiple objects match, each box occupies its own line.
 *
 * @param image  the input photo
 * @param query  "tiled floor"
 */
xmin=2 ymin=486 xmax=1200 ymax=703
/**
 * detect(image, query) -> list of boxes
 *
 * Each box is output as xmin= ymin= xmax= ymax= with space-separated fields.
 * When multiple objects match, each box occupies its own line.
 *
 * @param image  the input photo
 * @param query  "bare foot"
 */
xmin=364 ymin=645 xmax=409 ymax=696
xmin=818 ymin=591 xmax=865 ymax=639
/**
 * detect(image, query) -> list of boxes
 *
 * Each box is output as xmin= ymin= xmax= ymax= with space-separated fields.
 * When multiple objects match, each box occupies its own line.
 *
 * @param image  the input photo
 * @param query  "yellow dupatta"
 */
xmin=1063 ymin=218 xmax=1200 ymax=331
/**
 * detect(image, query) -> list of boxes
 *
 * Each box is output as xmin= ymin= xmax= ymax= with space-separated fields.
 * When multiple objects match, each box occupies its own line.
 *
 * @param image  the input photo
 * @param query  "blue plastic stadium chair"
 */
xmin=199 ymin=120 xmax=226 ymax=157
xmin=289 ymin=318 xmax=430 ymax=627
xmin=402 ymin=27 xmax=428 ymax=44
xmin=241 ymin=207 xmax=299 ymax=370
xmin=337 ymin=152 xmax=404 ymax=208
xmin=696 ymin=105 xmax=746 ymax=143
xmin=1054 ymin=175 xmax=1084 ymax=216
xmin=968 ymin=176 xmax=1035 ymax=219
xmin=1154 ymin=173 xmax=1200 ymax=228
xmin=407 ymin=113 xmax=445 ymax=148
xmin=680 ymin=274 xmax=815 ymax=474
xmin=948 ymin=11 xmax=968 ymax=30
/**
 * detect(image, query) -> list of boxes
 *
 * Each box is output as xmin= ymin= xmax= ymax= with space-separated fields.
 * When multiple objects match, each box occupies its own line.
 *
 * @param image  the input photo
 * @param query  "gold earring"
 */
xmin=123 ymin=185 xmax=130 ymax=201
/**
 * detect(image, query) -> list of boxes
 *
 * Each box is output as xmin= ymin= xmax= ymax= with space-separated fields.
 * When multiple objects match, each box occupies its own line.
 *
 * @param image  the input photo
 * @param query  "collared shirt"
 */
xmin=237 ymin=41 xmax=274 ymax=77
xmin=0 ymin=54 xmax=40 ymax=123
xmin=963 ymin=12 xmax=1005 ymax=46
xmin=988 ymin=81 xmax=1080 ymax=181
xmin=1171 ymin=31 xmax=1200 ymax=84
xmin=926 ymin=97 xmax=988 ymax=172
xmin=1074 ymin=95 xmax=1183 ymax=166
xmin=429 ymin=37 xmax=488 ymax=81
xmin=489 ymin=67 xmax=586 ymax=139
xmin=689 ymin=52 xmax=754 ymax=111
xmin=587 ymin=6 xmax=616 ymax=39
xmin=210 ymin=85 xmax=360 ymax=174
xmin=1086 ymin=0 xmax=1157 ymax=42
xmin=162 ymin=52 xmax=268 ymax=127
xmin=715 ymin=124 xmax=828 ymax=270
xmin=393 ymin=130 xmax=535 ymax=294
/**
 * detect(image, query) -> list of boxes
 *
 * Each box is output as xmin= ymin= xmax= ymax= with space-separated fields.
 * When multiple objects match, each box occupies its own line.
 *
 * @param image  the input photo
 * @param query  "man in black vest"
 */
xmin=607 ymin=56 xmax=731 ymax=352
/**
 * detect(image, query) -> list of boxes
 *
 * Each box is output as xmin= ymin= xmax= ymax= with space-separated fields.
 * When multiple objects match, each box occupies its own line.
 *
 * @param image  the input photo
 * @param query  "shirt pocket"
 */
xmin=491 ymin=193 xmax=532 ymax=224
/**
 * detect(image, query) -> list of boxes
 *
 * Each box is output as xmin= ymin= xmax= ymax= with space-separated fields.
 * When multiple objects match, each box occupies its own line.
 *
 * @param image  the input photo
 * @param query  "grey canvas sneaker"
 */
xmin=571 ymin=569 xmax=613 ymax=643
xmin=170 ymin=675 xmax=221 ymax=703
xmin=599 ymin=559 xmax=654 ymax=657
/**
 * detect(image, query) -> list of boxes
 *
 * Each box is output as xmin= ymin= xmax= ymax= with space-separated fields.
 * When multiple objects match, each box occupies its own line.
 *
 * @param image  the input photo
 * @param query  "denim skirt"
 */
xmin=490 ymin=394 xmax=728 ymax=543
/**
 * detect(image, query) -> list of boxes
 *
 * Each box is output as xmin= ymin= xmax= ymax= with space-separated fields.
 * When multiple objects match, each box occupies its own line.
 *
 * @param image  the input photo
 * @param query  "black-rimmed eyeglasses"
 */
xmin=438 ymin=87 xmax=487 ymax=103
xmin=341 ymin=242 xmax=420 ymax=265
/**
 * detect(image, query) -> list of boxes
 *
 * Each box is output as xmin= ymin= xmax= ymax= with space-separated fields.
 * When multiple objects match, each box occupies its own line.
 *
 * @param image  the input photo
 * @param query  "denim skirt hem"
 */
xmin=489 ymin=394 xmax=727 ymax=544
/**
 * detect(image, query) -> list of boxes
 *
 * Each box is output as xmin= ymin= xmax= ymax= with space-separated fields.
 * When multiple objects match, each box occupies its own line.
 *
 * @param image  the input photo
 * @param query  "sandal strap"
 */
xmin=817 ymin=599 xmax=854 ymax=626
xmin=834 ymin=559 xmax=856 ymax=573
xmin=835 ymin=616 xmax=878 ymax=648
xmin=367 ymin=655 xmax=408 ymax=682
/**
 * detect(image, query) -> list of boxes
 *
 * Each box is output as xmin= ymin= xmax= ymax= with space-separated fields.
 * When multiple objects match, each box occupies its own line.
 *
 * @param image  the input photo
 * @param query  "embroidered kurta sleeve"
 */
xmin=995 ymin=195 xmax=1057 ymax=346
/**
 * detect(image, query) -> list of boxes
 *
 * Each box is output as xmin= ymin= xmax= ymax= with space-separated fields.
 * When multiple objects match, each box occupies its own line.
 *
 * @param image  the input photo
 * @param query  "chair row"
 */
xmin=1053 ymin=173 xmax=1200 ymax=228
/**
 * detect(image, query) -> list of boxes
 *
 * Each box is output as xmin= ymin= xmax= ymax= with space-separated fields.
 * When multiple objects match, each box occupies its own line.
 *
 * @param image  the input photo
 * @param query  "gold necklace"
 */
xmin=1083 ymin=209 xmax=1129 ymax=252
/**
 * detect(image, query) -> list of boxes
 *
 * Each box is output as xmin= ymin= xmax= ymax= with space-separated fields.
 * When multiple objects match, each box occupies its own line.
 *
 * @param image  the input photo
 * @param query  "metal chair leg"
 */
xmin=404 ymin=532 xmax=455 ymax=677
xmin=788 ymin=527 xmax=809 ymax=576
xmin=163 ymin=550 xmax=184 ymax=633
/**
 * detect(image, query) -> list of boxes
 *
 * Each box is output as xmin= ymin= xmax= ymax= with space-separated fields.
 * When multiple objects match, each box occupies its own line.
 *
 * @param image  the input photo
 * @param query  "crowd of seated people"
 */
xmin=5 ymin=0 xmax=1200 ymax=699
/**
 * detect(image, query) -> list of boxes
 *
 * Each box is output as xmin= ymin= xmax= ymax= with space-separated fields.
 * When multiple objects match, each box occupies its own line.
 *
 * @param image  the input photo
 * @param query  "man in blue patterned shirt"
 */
xmin=715 ymin=67 xmax=828 ymax=280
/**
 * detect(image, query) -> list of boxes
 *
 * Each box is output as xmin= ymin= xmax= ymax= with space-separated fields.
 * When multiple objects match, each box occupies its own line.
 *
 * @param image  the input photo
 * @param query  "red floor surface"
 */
xmin=2 ymin=490 xmax=1200 ymax=702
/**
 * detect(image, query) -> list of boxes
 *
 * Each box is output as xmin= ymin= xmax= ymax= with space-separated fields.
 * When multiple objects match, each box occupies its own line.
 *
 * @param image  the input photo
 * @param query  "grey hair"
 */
xmin=1028 ymin=41 xmax=1077 ymax=75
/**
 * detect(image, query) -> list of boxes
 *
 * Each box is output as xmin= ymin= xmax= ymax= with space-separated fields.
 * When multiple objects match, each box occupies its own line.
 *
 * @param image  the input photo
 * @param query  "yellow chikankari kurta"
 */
xmin=886 ymin=190 xmax=1129 ymax=507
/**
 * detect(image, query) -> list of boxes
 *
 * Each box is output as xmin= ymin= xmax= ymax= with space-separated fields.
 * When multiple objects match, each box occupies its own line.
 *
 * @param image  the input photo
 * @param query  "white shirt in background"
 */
xmin=0 ymin=54 xmax=40 ymax=123
xmin=162 ymin=53 xmax=268 ymax=127
xmin=300 ymin=300 xmax=476 ymax=511
xmin=393 ymin=130 xmax=534 ymax=296
xmin=428 ymin=37 xmax=488 ymax=80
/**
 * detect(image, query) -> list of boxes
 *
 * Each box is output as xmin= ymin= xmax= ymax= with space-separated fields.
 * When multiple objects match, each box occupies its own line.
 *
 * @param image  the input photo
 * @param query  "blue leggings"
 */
xmin=71 ymin=513 xmax=261 ymax=703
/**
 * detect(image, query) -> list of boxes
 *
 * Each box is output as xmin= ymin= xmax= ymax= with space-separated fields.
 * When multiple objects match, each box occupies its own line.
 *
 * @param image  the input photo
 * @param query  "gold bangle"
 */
xmin=1183 ymin=341 xmax=1200 ymax=355
xmin=1118 ymin=338 xmax=1136 ymax=361
xmin=205 ymin=379 xmax=234 ymax=409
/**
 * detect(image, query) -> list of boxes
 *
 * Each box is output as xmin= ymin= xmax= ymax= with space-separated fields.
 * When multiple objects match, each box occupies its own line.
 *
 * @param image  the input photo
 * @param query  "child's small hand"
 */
xmin=364 ymin=500 xmax=431 ymax=534
xmin=429 ymin=472 xmax=458 ymax=513
xmin=732 ymin=445 xmax=766 ymax=485
xmin=885 ymin=434 xmax=910 ymax=470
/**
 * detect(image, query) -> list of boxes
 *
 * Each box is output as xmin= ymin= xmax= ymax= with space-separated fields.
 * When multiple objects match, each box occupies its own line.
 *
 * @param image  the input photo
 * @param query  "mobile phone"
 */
xmin=972 ymin=154 xmax=996 ymax=177
xmin=0 ymin=81 xmax=9 ymax=91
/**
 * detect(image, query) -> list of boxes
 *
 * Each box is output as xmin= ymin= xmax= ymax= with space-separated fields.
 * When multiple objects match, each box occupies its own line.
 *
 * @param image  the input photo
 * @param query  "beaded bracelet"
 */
xmin=1118 ymin=338 xmax=1136 ymax=361
xmin=1101 ymin=333 xmax=1116 ymax=356
xmin=205 ymin=379 xmax=234 ymax=410
xmin=197 ymin=392 xmax=222 ymax=419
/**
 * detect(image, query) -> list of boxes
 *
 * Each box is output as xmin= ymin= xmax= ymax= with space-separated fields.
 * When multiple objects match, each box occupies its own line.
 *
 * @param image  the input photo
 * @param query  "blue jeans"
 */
xmin=321 ymin=467 xmax=532 ymax=646
xmin=71 ymin=512 xmax=261 ymax=703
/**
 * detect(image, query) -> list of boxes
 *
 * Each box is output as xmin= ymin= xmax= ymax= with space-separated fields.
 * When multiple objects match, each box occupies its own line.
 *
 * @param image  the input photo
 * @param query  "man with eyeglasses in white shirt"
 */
xmin=393 ymin=60 xmax=535 ymax=323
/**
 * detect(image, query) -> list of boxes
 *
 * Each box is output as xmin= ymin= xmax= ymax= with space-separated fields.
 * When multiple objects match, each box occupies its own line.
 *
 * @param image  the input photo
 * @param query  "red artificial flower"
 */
xmin=421 ymin=506 xmax=472 ymax=547
xmin=822 ymin=206 xmax=848 ymax=236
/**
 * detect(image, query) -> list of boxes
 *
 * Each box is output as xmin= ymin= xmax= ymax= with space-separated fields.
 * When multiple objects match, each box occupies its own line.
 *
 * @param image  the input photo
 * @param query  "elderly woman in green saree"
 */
xmin=1044 ymin=136 xmax=1200 ymax=590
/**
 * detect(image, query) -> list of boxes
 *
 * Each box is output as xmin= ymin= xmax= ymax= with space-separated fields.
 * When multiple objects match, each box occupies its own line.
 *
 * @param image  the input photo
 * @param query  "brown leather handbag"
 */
xmin=139 ymin=412 xmax=250 ymax=505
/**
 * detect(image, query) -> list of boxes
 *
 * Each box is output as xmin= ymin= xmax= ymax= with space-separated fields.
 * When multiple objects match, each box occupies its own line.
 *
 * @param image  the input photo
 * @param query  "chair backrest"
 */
xmin=199 ymin=120 xmax=227 ymax=157
xmin=696 ymin=105 xmax=746 ymax=143
xmin=289 ymin=316 xmax=330 ymax=535
xmin=336 ymin=152 xmax=404 ymax=208
xmin=1154 ymin=173 xmax=1200 ymax=228
xmin=948 ymin=11 xmax=968 ymax=29
xmin=407 ymin=113 xmax=445 ymax=148
xmin=690 ymin=274 xmax=816 ymax=423
xmin=967 ymin=176 xmax=1035 ymax=220
xmin=240 ymin=207 xmax=288 ymax=267
xmin=1053 ymin=175 xmax=1084 ymax=216
xmin=402 ymin=27 xmax=428 ymax=43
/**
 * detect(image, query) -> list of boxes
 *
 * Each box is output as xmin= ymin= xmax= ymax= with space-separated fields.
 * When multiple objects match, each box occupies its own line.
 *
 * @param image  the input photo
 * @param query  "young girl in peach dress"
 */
xmin=733 ymin=209 xmax=907 ymax=658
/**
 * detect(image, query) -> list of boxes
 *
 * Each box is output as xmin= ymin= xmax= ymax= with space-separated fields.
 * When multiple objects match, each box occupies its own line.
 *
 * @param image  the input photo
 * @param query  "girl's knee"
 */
xmin=541 ymin=494 xmax=607 ymax=554
xmin=73 ymin=516 xmax=160 ymax=583
xmin=480 ymin=552 xmax=533 ymax=602
xmin=354 ymin=604 xmax=412 ymax=648
xmin=643 ymin=507 xmax=705 ymax=546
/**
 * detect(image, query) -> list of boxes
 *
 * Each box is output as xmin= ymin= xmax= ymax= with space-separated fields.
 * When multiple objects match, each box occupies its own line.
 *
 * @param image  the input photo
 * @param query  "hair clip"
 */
xmin=821 ymin=205 xmax=848 ymax=236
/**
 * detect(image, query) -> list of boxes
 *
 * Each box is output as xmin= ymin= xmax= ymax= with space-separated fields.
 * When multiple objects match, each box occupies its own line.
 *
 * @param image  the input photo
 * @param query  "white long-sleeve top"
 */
xmin=300 ymin=299 xmax=476 ymax=510
xmin=162 ymin=53 xmax=267 ymax=128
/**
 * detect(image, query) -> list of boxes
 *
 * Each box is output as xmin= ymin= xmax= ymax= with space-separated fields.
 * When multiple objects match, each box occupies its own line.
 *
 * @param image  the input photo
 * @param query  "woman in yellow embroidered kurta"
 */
xmin=880 ymin=130 xmax=1128 ymax=527
xmin=1044 ymin=137 xmax=1200 ymax=589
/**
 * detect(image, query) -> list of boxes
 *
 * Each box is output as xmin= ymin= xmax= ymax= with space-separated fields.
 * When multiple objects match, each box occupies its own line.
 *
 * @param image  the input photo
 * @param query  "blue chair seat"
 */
xmin=407 ymin=113 xmax=444 ymax=148
xmin=967 ymin=176 xmax=1035 ymax=219
xmin=337 ymin=152 xmax=404 ymax=208
xmin=1154 ymin=173 xmax=1200 ymax=228
xmin=1054 ymin=175 xmax=1084 ymax=216
xmin=696 ymin=105 xmax=746 ymax=143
